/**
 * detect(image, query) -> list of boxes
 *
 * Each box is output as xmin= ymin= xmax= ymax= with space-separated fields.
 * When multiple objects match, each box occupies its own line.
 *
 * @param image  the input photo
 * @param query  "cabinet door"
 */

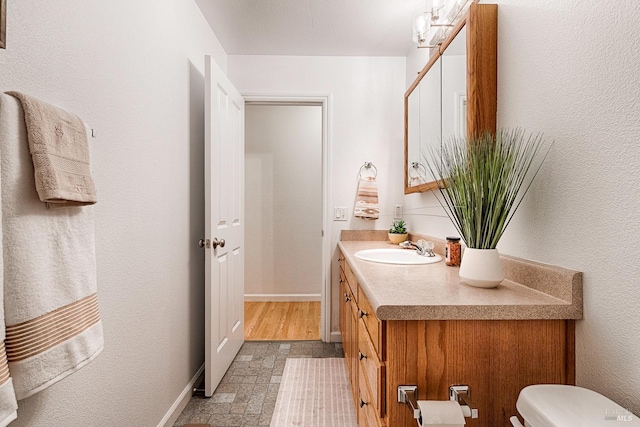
xmin=339 ymin=271 xmax=359 ymax=411
xmin=339 ymin=270 xmax=348 ymax=352
xmin=358 ymin=318 xmax=385 ymax=418
xmin=349 ymin=299 xmax=359 ymax=411
xmin=358 ymin=364 xmax=386 ymax=427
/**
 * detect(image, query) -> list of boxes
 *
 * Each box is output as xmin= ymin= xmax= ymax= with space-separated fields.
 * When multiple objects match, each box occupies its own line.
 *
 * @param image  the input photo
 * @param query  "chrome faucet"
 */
xmin=402 ymin=239 xmax=436 ymax=257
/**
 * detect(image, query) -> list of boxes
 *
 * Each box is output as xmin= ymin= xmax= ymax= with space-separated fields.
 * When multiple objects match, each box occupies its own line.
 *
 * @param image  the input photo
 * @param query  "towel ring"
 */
xmin=408 ymin=162 xmax=426 ymax=179
xmin=408 ymin=162 xmax=427 ymax=186
xmin=358 ymin=162 xmax=378 ymax=179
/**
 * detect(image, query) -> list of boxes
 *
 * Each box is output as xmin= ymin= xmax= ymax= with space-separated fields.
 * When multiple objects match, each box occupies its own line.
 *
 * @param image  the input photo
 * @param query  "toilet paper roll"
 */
xmin=417 ymin=400 xmax=466 ymax=427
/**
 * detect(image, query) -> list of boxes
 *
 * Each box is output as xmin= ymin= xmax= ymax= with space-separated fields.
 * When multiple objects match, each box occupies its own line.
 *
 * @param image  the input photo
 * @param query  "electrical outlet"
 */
xmin=334 ymin=207 xmax=348 ymax=221
xmin=394 ymin=205 xmax=403 ymax=220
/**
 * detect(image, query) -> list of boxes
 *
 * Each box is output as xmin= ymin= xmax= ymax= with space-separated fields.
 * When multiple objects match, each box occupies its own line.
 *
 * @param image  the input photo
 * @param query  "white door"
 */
xmin=204 ymin=55 xmax=245 ymax=397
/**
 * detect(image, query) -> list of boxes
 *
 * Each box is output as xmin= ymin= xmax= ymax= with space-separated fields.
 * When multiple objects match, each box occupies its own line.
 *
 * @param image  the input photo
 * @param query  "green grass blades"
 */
xmin=422 ymin=128 xmax=550 ymax=249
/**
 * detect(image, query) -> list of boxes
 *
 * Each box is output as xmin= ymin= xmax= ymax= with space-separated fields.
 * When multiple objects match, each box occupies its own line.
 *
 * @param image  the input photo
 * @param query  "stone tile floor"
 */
xmin=173 ymin=341 xmax=345 ymax=427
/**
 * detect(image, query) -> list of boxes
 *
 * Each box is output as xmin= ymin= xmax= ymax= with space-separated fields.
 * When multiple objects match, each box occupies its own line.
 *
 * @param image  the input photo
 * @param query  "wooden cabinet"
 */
xmin=339 ymin=254 xmax=359 ymax=411
xmin=338 ymin=250 xmax=575 ymax=427
xmin=339 ymin=252 xmax=387 ymax=427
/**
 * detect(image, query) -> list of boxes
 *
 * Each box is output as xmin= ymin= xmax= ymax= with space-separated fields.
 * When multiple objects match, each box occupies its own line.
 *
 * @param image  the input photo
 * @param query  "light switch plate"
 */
xmin=334 ymin=207 xmax=348 ymax=221
xmin=394 ymin=205 xmax=403 ymax=220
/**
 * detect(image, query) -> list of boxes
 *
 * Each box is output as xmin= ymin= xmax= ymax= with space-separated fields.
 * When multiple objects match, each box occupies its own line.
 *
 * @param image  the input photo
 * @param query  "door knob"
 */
xmin=198 ymin=239 xmax=210 ymax=248
xmin=212 ymin=238 xmax=225 ymax=249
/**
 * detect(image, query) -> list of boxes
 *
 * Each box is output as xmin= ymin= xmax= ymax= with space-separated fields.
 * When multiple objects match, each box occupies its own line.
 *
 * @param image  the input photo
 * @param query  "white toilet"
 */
xmin=510 ymin=384 xmax=639 ymax=427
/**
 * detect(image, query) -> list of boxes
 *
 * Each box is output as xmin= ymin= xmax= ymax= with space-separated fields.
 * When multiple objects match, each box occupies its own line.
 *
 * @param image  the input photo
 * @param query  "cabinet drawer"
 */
xmin=358 ymin=364 xmax=386 ymax=427
xmin=339 ymin=269 xmax=350 ymax=305
xmin=338 ymin=250 xmax=346 ymax=273
xmin=357 ymin=284 xmax=383 ymax=357
xmin=339 ymin=269 xmax=357 ymax=316
xmin=358 ymin=318 xmax=385 ymax=418
xmin=344 ymin=261 xmax=358 ymax=302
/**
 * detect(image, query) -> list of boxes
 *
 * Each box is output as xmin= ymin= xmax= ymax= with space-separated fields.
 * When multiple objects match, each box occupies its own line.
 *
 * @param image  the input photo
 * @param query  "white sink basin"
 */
xmin=354 ymin=248 xmax=442 ymax=265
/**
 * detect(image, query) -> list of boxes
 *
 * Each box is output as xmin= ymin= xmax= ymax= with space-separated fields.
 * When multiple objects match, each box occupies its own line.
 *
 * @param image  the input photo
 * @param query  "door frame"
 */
xmin=243 ymin=94 xmax=332 ymax=343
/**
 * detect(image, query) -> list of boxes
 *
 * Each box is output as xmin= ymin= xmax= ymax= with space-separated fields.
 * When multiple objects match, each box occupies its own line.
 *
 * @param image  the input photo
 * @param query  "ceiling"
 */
xmin=194 ymin=0 xmax=426 ymax=57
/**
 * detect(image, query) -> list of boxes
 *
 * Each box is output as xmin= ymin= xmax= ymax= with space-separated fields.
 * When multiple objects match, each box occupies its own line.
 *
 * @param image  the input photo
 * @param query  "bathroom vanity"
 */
xmin=337 ymin=237 xmax=582 ymax=427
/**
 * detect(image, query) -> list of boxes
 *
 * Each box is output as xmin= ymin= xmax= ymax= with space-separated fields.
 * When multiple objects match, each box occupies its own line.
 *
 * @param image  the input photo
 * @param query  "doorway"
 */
xmin=243 ymin=99 xmax=329 ymax=341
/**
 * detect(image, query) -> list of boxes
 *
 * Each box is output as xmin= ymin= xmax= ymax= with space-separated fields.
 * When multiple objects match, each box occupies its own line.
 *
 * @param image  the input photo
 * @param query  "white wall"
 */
xmin=406 ymin=0 xmax=640 ymax=414
xmin=245 ymin=105 xmax=323 ymax=297
xmin=228 ymin=55 xmax=406 ymax=331
xmin=0 ymin=0 xmax=226 ymax=425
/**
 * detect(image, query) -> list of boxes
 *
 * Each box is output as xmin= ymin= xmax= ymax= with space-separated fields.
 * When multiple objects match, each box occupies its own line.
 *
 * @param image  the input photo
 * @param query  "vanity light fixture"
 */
xmin=412 ymin=0 xmax=459 ymax=49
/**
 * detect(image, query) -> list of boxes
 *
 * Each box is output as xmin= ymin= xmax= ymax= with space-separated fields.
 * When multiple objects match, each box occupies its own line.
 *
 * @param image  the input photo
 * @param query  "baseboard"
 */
xmin=330 ymin=331 xmax=342 ymax=343
xmin=244 ymin=293 xmax=322 ymax=302
xmin=158 ymin=363 xmax=205 ymax=427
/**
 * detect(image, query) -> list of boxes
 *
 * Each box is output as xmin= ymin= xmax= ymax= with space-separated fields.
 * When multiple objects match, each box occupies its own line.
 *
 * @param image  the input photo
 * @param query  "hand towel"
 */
xmin=354 ymin=176 xmax=379 ymax=220
xmin=0 ymin=93 xmax=103 ymax=402
xmin=5 ymin=91 xmax=96 ymax=209
xmin=0 ymin=165 xmax=17 ymax=427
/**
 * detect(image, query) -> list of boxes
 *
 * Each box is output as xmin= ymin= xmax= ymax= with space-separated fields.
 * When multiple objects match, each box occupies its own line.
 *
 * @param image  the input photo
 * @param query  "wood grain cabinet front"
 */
xmin=358 ymin=317 xmax=385 ymax=418
xmin=358 ymin=363 xmax=387 ymax=427
xmin=337 ymin=250 xmax=575 ymax=427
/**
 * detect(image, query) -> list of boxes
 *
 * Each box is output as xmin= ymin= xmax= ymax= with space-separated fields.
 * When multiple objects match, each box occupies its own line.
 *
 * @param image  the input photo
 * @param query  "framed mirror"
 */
xmin=404 ymin=2 xmax=497 ymax=194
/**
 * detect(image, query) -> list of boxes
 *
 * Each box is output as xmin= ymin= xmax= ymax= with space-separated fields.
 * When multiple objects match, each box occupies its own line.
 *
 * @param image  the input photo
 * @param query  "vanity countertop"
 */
xmin=338 ymin=240 xmax=583 ymax=321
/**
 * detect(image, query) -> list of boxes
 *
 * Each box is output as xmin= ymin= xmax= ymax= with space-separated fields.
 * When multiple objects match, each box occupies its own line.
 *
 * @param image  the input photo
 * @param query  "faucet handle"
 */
xmin=416 ymin=240 xmax=436 ymax=257
xmin=424 ymin=241 xmax=435 ymax=257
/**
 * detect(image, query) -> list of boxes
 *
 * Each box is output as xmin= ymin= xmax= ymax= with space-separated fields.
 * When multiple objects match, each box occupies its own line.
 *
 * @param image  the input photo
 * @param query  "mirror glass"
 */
xmin=414 ymin=57 xmax=441 ymax=186
xmin=407 ymin=58 xmax=441 ymax=188
xmin=406 ymin=86 xmax=421 ymax=187
xmin=441 ymin=26 xmax=467 ymax=143
xmin=405 ymin=27 xmax=465 ymax=192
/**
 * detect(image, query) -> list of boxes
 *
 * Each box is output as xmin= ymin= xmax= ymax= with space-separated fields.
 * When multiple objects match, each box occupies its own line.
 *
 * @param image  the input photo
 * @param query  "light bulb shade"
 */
xmin=431 ymin=0 xmax=443 ymax=21
xmin=412 ymin=13 xmax=431 ymax=43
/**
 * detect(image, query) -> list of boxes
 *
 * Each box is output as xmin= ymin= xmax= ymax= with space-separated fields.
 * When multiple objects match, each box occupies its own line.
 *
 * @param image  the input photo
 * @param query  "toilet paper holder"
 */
xmin=398 ymin=385 xmax=479 ymax=421
xmin=450 ymin=385 xmax=479 ymax=419
xmin=398 ymin=385 xmax=421 ymax=419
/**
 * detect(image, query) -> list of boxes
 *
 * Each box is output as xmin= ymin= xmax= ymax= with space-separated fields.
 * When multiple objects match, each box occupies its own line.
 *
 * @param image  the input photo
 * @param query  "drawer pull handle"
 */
xmin=344 ymin=293 xmax=351 ymax=302
xmin=358 ymin=309 xmax=367 ymax=318
xmin=339 ymin=278 xmax=344 ymax=284
xmin=359 ymin=399 xmax=367 ymax=408
xmin=358 ymin=351 xmax=366 ymax=360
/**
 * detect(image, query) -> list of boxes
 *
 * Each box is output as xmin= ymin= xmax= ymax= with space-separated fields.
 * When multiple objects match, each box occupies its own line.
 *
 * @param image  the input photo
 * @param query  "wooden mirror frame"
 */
xmin=0 ymin=0 xmax=6 ymax=49
xmin=404 ymin=2 xmax=497 ymax=194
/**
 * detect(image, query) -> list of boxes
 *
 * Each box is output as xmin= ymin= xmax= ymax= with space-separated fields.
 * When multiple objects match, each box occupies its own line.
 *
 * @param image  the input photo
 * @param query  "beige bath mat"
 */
xmin=270 ymin=358 xmax=357 ymax=427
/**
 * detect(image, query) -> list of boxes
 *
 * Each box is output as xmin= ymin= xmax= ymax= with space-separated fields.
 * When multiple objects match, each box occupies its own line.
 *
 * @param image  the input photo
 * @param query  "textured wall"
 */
xmin=494 ymin=0 xmax=640 ymax=414
xmin=228 ymin=55 xmax=406 ymax=333
xmin=0 ymin=0 xmax=226 ymax=425
xmin=407 ymin=0 xmax=640 ymax=414
xmin=245 ymin=105 xmax=323 ymax=297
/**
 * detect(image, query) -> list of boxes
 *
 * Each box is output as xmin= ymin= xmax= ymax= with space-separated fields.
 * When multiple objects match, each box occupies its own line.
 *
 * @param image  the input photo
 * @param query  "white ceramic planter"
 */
xmin=459 ymin=248 xmax=504 ymax=288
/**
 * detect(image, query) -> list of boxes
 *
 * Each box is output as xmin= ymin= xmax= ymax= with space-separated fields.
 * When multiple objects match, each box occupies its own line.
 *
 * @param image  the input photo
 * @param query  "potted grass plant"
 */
xmin=388 ymin=219 xmax=408 ymax=244
xmin=423 ymin=128 xmax=550 ymax=288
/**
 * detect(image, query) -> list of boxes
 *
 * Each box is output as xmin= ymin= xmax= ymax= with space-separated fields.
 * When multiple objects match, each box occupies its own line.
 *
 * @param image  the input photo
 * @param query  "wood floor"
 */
xmin=244 ymin=301 xmax=321 ymax=341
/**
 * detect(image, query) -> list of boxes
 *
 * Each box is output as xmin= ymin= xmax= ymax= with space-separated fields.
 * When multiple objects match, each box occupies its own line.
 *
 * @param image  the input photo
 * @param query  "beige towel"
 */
xmin=354 ymin=176 xmax=379 ymax=220
xmin=0 ymin=160 xmax=17 ymax=427
xmin=5 ymin=91 xmax=96 ymax=209
xmin=0 ymin=93 xmax=103 ymax=404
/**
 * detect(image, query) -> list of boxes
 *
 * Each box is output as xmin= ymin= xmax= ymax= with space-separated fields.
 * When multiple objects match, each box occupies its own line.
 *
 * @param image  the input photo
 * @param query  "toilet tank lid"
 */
xmin=516 ymin=385 xmax=639 ymax=427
